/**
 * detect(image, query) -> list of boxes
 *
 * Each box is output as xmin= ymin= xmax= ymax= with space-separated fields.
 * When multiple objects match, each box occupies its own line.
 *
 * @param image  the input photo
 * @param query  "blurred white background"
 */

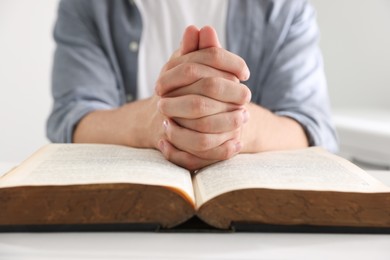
xmin=0 ymin=0 xmax=389 ymax=163
xmin=0 ymin=0 xmax=58 ymax=162
xmin=311 ymin=0 xmax=390 ymax=109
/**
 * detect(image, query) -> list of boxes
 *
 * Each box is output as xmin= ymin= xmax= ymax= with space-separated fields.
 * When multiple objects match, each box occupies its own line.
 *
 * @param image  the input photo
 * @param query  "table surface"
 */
xmin=1 ymin=163 xmax=390 ymax=260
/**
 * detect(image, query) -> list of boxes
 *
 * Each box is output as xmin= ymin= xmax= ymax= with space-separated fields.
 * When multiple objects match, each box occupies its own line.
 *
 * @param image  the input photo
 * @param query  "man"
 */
xmin=47 ymin=0 xmax=338 ymax=171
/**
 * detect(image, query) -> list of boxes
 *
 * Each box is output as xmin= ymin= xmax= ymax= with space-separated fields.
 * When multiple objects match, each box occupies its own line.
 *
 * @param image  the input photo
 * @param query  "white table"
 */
xmin=1 ymin=163 xmax=390 ymax=260
xmin=333 ymin=109 xmax=390 ymax=169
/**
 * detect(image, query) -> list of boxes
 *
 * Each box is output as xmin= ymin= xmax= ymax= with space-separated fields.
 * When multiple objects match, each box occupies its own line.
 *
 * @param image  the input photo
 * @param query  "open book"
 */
xmin=1 ymin=144 xmax=390 ymax=231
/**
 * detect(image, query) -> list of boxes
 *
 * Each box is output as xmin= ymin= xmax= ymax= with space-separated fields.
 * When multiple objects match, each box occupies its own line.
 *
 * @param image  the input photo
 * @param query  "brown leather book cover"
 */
xmin=1 ymin=144 xmax=390 ymax=232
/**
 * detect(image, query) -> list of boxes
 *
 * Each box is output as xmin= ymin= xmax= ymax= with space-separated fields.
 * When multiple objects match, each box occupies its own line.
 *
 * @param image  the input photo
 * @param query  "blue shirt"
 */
xmin=47 ymin=0 xmax=338 ymax=152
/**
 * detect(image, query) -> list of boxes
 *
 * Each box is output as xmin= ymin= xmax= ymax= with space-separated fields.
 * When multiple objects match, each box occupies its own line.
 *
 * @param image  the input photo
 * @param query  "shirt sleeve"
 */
xmin=259 ymin=1 xmax=338 ymax=152
xmin=47 ymin=0 xmax=121 ymax=143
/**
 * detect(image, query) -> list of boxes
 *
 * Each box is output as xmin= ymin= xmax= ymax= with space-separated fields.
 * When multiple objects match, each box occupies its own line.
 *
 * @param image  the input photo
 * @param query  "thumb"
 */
xmin=180 ymin=25 xmax=200 ymax=55
xmin=199 ymin=26 xmax=221 ymax=49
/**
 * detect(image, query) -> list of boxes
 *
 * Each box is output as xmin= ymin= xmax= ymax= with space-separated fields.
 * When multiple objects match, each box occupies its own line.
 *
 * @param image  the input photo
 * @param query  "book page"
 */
xmin=0 ymin=144 xmax=195 ymax=204
xmin=193 ymin=147 xmax=390 ymax=209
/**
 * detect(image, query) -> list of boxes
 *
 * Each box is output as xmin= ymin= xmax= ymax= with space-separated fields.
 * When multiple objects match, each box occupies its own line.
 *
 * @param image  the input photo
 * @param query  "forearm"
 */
xmin=242 ymin=103 xmax=309 ymax=153
xmin=73 ymin=97 xmax=159 ymax=148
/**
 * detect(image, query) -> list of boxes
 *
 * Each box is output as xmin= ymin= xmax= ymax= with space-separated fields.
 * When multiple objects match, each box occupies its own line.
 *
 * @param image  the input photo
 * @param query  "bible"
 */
xmin=1 ymin=144 xmax=390 ymax=232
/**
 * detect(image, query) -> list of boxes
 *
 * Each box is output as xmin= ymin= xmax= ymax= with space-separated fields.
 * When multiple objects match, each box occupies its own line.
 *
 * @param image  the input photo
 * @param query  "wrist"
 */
xmin=120 ymin=96 xmax=162 ymax=149
xmin=240 ymin=103 xmax=309 ymax=153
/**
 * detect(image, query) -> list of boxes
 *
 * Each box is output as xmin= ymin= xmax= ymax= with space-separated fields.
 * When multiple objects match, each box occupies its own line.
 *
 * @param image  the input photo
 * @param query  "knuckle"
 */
xmin=182 ymin=154 xmax=200 ymax=171
xmin=231 ymin=113 xmax=242 ymax=129
xmin=194 ymin=118 xmax=210 ymax=133
xmin=190 ymin=96 xmax=207 ymax=116
xmin=185 ymin=161 xmax=198 ymax=172
xmin=196 ymin=134 xmax=212 ymax=151
xmin=239 ymin=57 xmax=247 ymax=69
xmin=221 ymin=143 xmax=236 ymax=160
xmin=182 ymin=63 xmax=198 ymax=79
xmin=240 ymin=84 xmax=252 ymax=103
xmin=237 ymin=57 xmax=247 ymax=73
xmin=164 ymin=147 xmax=196 ymax=171
xmin=203 ymin=77 xmax=223 ymax=97
xmin=208 ymin=47 xmax=223 ymax=66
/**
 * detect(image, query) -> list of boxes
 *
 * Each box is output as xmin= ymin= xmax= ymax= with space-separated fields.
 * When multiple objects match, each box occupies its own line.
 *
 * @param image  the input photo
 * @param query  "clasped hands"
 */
xmin=151 ymin=26 xmax=251 ymax=171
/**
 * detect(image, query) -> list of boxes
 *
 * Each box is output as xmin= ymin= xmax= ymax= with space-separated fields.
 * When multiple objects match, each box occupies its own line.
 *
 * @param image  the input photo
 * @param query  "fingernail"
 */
xmin=163 ymin=120 xmax=169 ymax=132
xmin=242 ymin=110 xmax=249 ymax=123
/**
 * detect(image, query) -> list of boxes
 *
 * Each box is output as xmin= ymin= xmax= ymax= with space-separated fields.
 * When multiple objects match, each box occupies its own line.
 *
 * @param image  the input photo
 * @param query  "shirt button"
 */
xmin=129 ymin=41 xmax=139 ymax=52
xmin=126 ymin=94 xmax=134 ymax=102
